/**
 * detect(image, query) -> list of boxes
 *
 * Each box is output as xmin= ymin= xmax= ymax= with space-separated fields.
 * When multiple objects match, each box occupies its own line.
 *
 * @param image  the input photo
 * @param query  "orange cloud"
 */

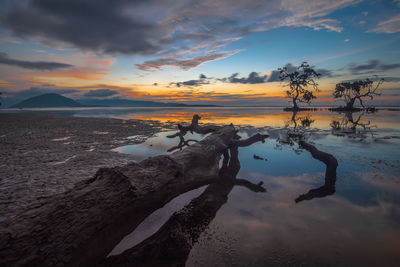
xmin=83 ymin=59 xmax=114 ymax=67
xmin=0 ymin=80 xmax=13 ymax=87
xmin=36 ymin=68 xmax=107 ymax=80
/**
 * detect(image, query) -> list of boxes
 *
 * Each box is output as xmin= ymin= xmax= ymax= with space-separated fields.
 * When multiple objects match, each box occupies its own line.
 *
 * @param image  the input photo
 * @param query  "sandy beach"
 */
xmin=0 ymin=114 xmax=163 ymax=219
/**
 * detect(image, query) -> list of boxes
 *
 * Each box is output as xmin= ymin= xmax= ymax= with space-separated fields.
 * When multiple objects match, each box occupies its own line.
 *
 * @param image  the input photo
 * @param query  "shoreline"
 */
xmin=0 ymin=113 xmax=163 ymax=219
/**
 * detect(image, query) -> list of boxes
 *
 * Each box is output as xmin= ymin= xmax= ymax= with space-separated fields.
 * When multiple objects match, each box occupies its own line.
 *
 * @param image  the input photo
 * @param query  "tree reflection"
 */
xmin=276 ymin=111 xmax=314 ymax=153
xmin=330 ymin=111 xmax=376 ymax=139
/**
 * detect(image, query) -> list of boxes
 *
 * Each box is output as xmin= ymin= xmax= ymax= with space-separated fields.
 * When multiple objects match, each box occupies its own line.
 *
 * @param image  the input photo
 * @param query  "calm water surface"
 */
xmin=3 ymin=107 xmax=400 ymax=266
xmin=109 ymin=108 xmax=400 ymax=266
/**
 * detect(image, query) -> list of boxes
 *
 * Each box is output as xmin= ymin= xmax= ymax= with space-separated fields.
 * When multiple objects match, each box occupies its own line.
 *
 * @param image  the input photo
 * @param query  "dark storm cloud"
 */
xmin=170 ymin=74 xmax=211 ymax=87
xmin=349 ymin=59 xmax=400 ymax=75
xmin=0 ymin=0 xmax=361 ymax=73
xmin=220 ymin=72 xmax=268 ymax=84
xmin=0 ymin=0 xmax=159 ymax=55
xmin=0 ymin=52 xmax=73 ymax=70
xmin=83 ymin=89 xmax=119 ymax=97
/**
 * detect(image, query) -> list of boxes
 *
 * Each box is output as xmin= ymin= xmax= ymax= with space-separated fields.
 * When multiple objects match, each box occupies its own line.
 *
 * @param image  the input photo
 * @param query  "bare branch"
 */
xmin=230 ymin=133 xmax=269 ymax=147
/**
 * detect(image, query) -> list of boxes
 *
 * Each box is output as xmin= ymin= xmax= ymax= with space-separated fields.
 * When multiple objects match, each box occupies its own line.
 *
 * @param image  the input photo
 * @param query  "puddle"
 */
xmin=51 ymin=136 xmax=72 ymax=141
xmin=113 ymin=131 xmax=209 ymax=162
xmin=109 ymin=186 xmax=207 ymax=256
xmin=51 ymin=155 xmax=77 ymax=165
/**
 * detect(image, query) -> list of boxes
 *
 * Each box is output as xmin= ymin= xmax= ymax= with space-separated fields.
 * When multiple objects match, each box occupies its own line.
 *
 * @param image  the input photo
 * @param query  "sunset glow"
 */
xmin=0 ymin=0 xmax=399 ymax=107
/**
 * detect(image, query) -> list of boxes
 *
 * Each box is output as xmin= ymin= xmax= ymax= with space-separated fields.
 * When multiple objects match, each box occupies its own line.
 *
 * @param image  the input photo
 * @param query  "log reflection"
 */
xmin=276 ymin=112 xmax=339 ymax=203
xmin=295 ymin=141 xmax=338 ymax=203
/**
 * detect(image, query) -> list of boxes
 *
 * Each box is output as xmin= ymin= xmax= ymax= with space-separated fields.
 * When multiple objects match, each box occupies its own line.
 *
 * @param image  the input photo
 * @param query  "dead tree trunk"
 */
xmin=0 ymin=116 xmax=266 ymax=267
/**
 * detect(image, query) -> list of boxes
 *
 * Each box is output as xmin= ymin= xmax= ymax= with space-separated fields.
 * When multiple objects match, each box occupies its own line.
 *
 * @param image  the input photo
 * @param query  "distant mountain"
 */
xmin=10 ymin=93 xmax=218 ymax=108
xmin=78 ymin=98 xmax=217 ymax=107
xmin=11 ymin=93 xmax=83 ymax=108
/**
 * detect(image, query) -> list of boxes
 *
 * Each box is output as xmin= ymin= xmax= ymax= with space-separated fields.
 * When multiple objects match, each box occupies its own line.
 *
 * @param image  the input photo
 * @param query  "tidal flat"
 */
xmin=1 ymin=108 xmax=400 ymax=266
xmin=0 ymin=114 xmax=162 ymax=218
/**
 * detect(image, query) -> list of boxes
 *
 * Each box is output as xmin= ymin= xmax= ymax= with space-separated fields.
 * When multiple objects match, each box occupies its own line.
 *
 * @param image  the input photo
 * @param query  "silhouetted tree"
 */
xmin=333 ymin=78 xmax=383 ymax=110
xmin=279 ymin=62 xmax=321 ymax=110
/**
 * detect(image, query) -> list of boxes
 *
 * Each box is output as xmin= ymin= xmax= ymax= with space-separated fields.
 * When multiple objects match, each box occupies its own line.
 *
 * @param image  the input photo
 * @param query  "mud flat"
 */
xmin=0 ymin=114 xmax=162 ymax=219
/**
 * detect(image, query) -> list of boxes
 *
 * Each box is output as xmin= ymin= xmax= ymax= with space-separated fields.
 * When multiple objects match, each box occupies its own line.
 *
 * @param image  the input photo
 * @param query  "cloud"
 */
xmin=0 ymin=52 xmax=73 ymax=70
xmin=370 ymin=14 xmax=400 ymax=34
xmin=0 ymin=0 xmax=159 ymax=55
xmin=316 ymin=68 xmax=335 ymax=78
xmin=83 ymin=89 xmax=119 ymax=97
xmin=0 ymin=0 xmax=361 ymax=71
xmin=266 ymin=63 xmax=335 ymax=82
xmin=136 ymin=50 xmax=240 ymax=71
xmin=220 ymin=72 xmax=268 ymax=84
xmin=344 ymin=38 xmax=350 ymax=42
xmin=267 ymin=63 xmax=297 ymax=82
xmin=0 ymin=35 xmax=21 ymax=44
xmin=170 ymin=74 xmax=211 ymax=87
xmin=36 ymin=68 xmax=108 ymax=80
xmin=0 ymin=80 xmax=13 ymax=87
xmin=267 ymin=70 xmax=282 ymax=82
xmin=280 ymin=18 xmax=343 ymax=32
xmin=348 ymin=59 xmax=400 ymax=75
xmin=381 ymin=77 xmax=400 ymax=82
xmin=344 ymin=76 xmax=400 ymax=83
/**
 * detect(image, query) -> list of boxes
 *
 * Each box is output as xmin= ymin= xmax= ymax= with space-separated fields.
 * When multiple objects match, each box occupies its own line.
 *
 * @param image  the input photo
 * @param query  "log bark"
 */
xmin=0 ymin=119 xmax=239 ymax=266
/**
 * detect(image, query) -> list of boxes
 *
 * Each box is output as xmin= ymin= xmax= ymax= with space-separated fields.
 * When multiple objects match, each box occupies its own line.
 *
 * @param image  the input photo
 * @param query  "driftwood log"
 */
xmin=101 ymin=146 xmax=266 ymax=267
xmin=0 ymin=115 xmax=267 ymax=267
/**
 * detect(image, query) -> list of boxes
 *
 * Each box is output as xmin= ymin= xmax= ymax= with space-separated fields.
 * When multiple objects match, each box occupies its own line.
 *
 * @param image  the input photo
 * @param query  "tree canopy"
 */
xmin=333 ymin=78 xmax=383 ymax=110
xmin=279 ymin=62 xmax=321 ymax=110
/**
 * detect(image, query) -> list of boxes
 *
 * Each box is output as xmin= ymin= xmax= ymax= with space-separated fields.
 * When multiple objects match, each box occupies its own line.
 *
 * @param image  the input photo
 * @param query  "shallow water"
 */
xmin=3 ymin=107 xmax=400 ymax=265
xmin=110 ymin=108 xmax=400 ymax=266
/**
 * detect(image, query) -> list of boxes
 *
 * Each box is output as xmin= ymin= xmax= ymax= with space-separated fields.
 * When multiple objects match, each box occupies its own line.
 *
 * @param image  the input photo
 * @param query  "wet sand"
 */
xmin=0 ymin=114 xmax=163 ymax=219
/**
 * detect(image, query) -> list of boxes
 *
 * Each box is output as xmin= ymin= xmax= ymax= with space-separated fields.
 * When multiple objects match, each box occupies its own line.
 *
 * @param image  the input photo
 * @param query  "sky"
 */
xmin=0 ymin=0 xmax=399 ymax=107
